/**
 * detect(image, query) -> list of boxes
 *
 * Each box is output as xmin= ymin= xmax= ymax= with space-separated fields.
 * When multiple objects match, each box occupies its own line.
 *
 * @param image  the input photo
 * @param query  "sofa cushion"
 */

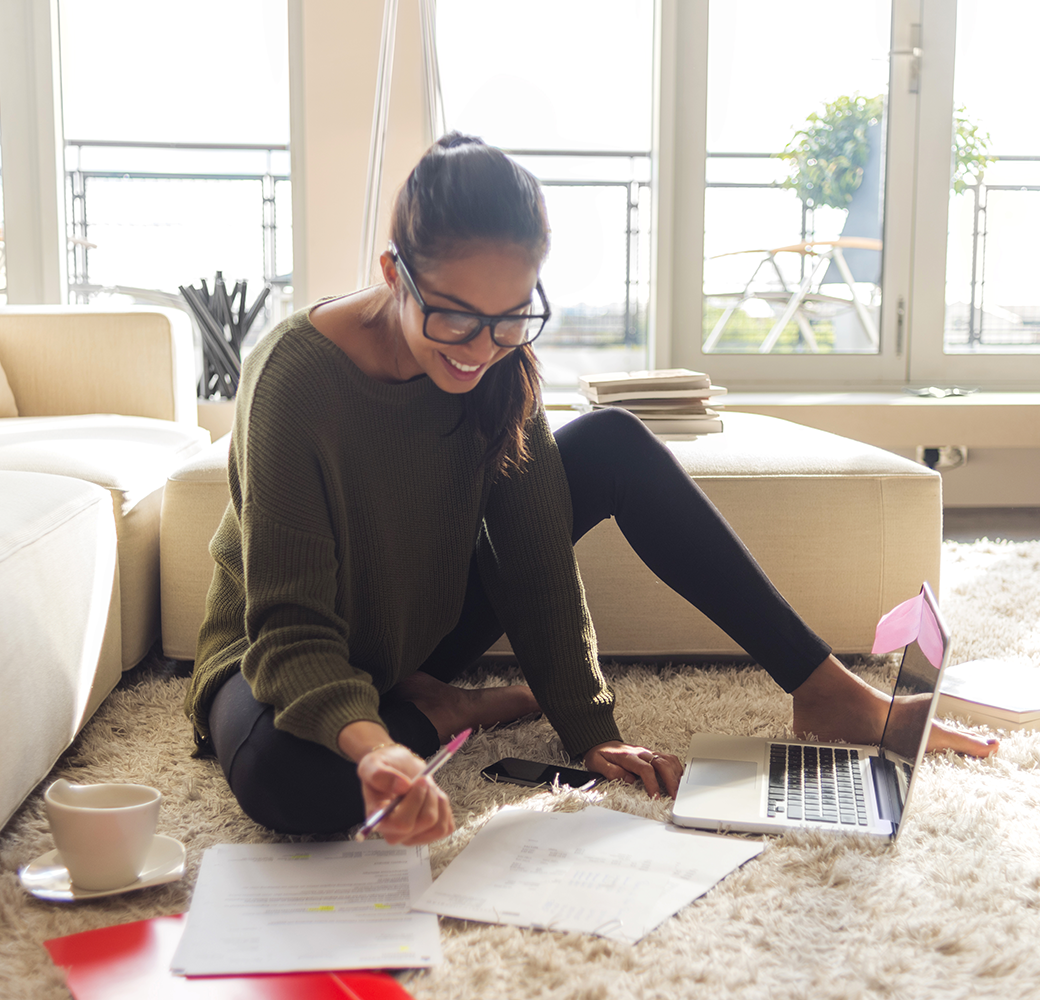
xmin=0 ymin=358 xmax=16 ymax=417
xmin=0 ymin=415 xmax=210 ymax=667
xmin=0 ymin=471 xmax=121 ymax=829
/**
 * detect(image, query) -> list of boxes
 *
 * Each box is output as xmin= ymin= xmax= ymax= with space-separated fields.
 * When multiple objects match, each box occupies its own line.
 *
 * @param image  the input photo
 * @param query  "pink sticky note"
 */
xmin=871 ymin=589 xmax=944 ymax=668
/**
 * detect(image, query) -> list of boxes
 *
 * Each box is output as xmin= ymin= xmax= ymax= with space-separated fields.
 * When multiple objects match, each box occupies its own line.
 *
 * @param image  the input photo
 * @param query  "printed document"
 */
xmin=413 ymin=805 xmax=762 ymax=943
xmin=171 ymin=840 xmax=442 ymax=975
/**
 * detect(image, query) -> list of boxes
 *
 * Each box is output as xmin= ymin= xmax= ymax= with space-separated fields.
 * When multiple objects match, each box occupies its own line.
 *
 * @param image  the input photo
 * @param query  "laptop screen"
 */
xmin=875 ymin=583 xmax=951 ymax=824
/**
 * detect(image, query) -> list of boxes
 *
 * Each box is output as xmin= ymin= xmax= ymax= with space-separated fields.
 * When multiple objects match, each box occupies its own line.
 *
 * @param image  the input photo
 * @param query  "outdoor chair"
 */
xmin=702 ymin=236 xmax=882 ymax=353
xmin=705 ymin=120 xmax=884 ymax=354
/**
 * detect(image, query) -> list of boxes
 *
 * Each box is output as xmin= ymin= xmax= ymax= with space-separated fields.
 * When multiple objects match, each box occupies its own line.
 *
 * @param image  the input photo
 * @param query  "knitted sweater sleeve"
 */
xmin=198 ymin=343 xmax=386 ymax=756
xmin=476 ymin=409 xmax=622 ymax=757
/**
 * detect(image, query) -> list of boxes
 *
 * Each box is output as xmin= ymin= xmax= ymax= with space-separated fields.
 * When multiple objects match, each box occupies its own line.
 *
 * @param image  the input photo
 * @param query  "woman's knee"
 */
xmin=209 ymin=671 xmax=366 ymax=834
xmin=226 ymin=725 xmax=366 ymax=835
xmin=558 ymin=405 xmax=648 ymax=455
xmin=557 ymin=406 xmax=652 ymax=483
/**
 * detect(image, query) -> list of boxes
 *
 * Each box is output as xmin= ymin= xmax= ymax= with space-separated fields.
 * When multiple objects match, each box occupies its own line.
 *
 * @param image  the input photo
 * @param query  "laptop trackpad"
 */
xmin=678 ymin=758 xmax=760 ymax=817
xmin=686 ymin=758 xmax=758 ymax=789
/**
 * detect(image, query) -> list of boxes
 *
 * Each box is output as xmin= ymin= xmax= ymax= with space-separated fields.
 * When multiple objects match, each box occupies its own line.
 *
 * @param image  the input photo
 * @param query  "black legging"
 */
xmin=209 ymin=407 xmax=830 ymax=834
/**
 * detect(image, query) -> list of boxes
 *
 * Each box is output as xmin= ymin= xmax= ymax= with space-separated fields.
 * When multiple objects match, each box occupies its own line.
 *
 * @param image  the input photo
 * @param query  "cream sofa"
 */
xmin=0 ymin=307 xmax=210 ymax=830
xmin=160 ymin=410 xmax=942 ymax=663
xmin=0 ymin=471 xmax=120 ymax=831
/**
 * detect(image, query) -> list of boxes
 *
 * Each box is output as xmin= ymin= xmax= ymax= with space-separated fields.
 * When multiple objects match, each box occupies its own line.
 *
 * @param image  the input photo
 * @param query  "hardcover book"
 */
xmin=937 ymin=657 xmax=1040 ymax=731
xmin=579 ymin=369 xmax=727 ymax=436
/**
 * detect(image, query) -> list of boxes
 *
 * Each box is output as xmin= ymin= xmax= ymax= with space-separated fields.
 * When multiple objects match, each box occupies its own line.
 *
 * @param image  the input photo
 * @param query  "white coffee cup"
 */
xmin=44 ymin=779 xmax=161 ymax=891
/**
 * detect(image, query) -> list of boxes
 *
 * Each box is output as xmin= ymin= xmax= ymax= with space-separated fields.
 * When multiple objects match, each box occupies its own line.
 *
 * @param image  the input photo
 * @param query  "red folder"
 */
xmin=44 ymin=915 xmax=415 ymax=1000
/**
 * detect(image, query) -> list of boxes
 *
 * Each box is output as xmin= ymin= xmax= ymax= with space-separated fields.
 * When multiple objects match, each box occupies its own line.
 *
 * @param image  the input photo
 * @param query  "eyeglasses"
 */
xmin=389 ymin=241 xmax=551 ymax=347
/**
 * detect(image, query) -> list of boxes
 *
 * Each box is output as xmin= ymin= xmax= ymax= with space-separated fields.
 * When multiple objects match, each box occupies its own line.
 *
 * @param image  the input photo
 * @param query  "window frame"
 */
xmin=652 ymin=0 xmax=1040 ymax=391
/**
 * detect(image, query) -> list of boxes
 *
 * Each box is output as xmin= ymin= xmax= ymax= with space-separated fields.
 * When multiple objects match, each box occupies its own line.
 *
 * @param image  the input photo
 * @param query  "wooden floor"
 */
xmin=943 ymin=507 xmax=1040 ymax=543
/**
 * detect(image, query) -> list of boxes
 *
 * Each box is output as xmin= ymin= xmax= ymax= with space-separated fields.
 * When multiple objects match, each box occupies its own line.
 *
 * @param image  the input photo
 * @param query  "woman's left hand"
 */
xmin=583 ymin=741 xmax=684 ymax=799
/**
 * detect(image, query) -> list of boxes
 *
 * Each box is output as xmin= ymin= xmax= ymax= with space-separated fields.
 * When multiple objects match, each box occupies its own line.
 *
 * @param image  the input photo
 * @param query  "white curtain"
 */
xmin=357 ymin=0 xmax=445 ymax=288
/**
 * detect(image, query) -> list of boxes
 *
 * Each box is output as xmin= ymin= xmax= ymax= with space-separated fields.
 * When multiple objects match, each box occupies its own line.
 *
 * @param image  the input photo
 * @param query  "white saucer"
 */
xmin=18 ymin=833 xmax=186 ymax=902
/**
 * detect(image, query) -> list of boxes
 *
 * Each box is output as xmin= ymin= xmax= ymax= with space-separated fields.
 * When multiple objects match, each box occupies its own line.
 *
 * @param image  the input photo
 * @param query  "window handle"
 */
xmin=891 ymin=25 xmax=922 ymax=94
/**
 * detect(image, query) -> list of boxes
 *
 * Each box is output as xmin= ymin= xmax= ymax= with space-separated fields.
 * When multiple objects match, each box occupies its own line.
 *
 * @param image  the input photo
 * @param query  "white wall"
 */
xmin=888 ymin=449 xmax=1040 ymax=508
xmin=723 ymin=391 xmax=1040 ymax=506
xmin=287 ymin=0 xmax=427 ymax=307
xmin=0 ymin=0 xmax=67 ymax=304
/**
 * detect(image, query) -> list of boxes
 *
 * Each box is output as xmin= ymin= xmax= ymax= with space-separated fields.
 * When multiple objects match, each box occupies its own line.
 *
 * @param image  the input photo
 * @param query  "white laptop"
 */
xmin=671 ymin=583 xmax=950 ymax=841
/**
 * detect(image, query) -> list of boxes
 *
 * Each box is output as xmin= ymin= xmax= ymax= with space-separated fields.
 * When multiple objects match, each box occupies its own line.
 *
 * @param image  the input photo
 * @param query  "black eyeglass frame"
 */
xmin=388 ymin=241 xmax=551 ymax=347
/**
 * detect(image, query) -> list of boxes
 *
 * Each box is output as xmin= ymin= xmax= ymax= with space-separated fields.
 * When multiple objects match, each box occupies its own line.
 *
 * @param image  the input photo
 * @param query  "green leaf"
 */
xmin=776 ymin=95 xmax=994 ymax=205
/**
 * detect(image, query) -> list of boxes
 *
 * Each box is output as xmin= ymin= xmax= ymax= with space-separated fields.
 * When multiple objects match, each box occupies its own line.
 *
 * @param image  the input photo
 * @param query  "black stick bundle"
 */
xmin=180 ymin=272 xmax=271 ymax=399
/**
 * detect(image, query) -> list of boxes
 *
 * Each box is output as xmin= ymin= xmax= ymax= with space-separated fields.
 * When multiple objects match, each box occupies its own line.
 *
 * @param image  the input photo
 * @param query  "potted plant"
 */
xmin=951 ymin=106 xmax=995 ymax=194
xmin=778 ymin=94 xmax=884 ymax=210
xmin=777 ymin=93 xmax=995 ymax=208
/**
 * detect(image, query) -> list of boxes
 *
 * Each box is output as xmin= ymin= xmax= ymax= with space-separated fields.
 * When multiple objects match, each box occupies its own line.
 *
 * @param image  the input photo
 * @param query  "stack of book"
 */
xmin=577 ymin=369 xmax=727 ymax=437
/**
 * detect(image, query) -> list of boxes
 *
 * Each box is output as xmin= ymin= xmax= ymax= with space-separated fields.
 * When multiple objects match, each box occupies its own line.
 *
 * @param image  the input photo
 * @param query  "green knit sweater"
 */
xmin=186 ymin=308 xmax=621 ymax=759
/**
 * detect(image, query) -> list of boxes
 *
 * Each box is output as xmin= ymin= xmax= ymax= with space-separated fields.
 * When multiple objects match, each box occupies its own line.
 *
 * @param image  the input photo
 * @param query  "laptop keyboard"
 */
xmin=767 ymin=744 xmax=869 ymax=826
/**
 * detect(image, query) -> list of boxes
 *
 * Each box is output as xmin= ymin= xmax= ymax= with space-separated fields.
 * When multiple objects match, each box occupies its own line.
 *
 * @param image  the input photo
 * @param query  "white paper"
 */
xmin=413 ymin=805 xmax=763 ymax=943
xmin=171 ymin=840 xmax=442 ymax=975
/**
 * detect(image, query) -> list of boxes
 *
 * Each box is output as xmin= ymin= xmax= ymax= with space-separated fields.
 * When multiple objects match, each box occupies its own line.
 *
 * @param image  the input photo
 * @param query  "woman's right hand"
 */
xmin=344 ymin=732 xmax=454 ymax=846
xmin=356 ymin=743 xmax=454 ymax=845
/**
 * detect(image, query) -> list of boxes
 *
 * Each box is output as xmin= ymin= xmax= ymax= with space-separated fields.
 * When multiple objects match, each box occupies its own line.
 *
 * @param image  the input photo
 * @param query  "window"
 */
xmin=659 ymin=0 xmax=1040 ymax=390
xmin=942 ymin=0 xmax=1040 ymax=357
xmin=57 ymin=0 xmax=291 ymax=325
xmin=435 ymin=0 xmax=655 ymax=388
xmin=11 ymin=0 xmax=1034 ymax=389
xmin=702 ymin=1 xmax=891 ymax=358
xmin=0 ymin=138 xmax=6 ymax=304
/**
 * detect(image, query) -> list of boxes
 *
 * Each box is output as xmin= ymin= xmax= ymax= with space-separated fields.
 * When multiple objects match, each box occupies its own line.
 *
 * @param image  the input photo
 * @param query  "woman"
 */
xmin=187 ymin=134 xmax=994 ymax=848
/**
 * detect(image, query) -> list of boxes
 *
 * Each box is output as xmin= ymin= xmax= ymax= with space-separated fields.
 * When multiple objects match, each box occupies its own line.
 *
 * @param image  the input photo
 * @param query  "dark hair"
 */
xmin=389 ymin=132 xmax=549 ymax=477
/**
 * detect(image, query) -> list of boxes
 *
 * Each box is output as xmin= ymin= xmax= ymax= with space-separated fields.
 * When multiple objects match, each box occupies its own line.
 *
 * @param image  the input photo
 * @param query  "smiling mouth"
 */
xmin=442 ymin=354 xmax=483 ymax=374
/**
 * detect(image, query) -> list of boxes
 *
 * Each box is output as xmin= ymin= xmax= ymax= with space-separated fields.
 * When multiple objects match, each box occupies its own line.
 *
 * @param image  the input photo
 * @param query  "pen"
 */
xmin=354 ymin=727 xmax=472 ymax=842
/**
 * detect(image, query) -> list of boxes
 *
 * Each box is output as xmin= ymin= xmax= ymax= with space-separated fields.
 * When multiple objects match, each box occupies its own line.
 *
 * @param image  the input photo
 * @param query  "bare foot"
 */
xmin=390 ymin=671 xmax=541 ymax=744
xmin=792 ymin=655 xmax=998 ymax=757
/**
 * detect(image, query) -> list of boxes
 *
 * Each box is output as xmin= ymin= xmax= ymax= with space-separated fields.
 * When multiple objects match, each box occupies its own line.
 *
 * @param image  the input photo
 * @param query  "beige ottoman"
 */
xmin=160 ymin=434 xmax=234 ymax=660
xmin=0 ymin=471 xmax=121 ymax=830
xmin=524 ymin=410 xmax=942 ymax=658
xmin=159 ymin=412 xmax=941 ymax=663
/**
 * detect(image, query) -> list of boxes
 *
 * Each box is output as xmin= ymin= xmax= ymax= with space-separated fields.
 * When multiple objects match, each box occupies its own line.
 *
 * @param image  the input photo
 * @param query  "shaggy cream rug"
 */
xmin=2 ymin=539 xmax=1039 ymax=1000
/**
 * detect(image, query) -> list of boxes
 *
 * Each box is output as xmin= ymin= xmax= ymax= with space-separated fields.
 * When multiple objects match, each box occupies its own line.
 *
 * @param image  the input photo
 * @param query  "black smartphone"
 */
xmin=480 ymin=757 xmax=600 ymax=789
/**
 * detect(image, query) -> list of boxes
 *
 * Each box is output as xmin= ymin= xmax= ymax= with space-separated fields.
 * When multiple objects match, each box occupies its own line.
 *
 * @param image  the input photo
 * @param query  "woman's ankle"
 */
xmin=389 ymin=672 xmax=541 ymax=743
xmin=792 ymin=655 xmax=889 ymax=744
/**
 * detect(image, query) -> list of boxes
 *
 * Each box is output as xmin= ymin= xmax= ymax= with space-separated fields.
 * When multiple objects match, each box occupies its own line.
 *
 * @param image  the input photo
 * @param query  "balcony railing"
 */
xmin=6 ymin=143 xmax=1034 ymax=356
xmin=497 ymin=149 xmax=651 ymax=349
xmin=57 ymin=141 xmax=651 ymax=354
xmin=705 ymin=150 xmax=1040 ymax=352
xmin=952 ymin=155 xmax=1040 ymax=350
xmin=63 ymin=139 xmax=291 ymax=307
